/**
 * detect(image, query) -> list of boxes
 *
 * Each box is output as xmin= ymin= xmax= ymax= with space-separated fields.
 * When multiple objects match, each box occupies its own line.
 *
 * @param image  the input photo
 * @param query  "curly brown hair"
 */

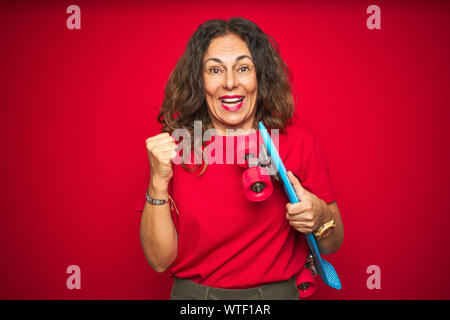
xmin=157 ymin=17 xmax=296 ymax=173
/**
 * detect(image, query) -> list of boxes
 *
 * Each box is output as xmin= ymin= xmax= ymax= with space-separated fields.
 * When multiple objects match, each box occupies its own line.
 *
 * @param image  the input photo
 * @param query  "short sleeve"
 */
xmin=300 ymin=137 xmax=337 ymax=204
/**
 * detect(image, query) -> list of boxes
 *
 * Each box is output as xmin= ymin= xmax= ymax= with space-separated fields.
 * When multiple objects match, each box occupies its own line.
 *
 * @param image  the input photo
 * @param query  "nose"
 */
xmin=223 ymin=69 xmax=238 ymax=90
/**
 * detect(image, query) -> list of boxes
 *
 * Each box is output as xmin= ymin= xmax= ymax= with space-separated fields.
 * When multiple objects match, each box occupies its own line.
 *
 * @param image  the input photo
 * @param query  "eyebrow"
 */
xmin=204 ymin=55 xmax=253 ymax=65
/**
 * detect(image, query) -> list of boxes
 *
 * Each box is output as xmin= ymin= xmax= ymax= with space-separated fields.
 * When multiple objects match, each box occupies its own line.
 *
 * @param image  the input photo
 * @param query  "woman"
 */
xmin=138 ymin=17 xmax=344 ymax=300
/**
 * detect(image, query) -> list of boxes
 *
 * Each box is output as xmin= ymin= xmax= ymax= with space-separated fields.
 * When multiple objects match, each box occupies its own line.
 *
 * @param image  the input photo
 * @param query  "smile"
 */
xmin=219 ymin=95 xmax=245 ymax=111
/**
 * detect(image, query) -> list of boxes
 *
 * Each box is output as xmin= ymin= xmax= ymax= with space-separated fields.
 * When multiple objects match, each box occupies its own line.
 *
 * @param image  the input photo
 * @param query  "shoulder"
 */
xmin=281 ymin=122 xmax=317 ymax=144
xmin=274 ymin=122 xmax=319 ymax=166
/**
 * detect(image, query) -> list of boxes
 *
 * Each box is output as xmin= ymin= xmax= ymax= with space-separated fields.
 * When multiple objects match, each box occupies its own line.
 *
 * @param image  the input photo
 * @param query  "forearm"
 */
xmin=140 ymin=182 xmax=178 ymax=273
xmin=316 ymin=202 xmax=344 ymax=255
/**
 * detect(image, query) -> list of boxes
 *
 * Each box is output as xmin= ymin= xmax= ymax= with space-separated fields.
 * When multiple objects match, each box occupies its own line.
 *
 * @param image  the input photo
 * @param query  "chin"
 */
xmin=220 ymin=116 xmax=246 ymax=127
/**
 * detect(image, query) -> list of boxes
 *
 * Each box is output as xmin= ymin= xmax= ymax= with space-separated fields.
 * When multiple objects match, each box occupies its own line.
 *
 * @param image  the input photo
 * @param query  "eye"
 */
xmin=209 ymin=67 xmax=221 ymax=74
xmin=239 ymin=66 xmax=250 ymax=72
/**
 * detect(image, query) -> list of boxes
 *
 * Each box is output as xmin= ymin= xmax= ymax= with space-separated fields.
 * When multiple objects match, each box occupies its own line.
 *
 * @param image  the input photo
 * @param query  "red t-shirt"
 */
xmin=136 ymin=122 xmax=337 ymax=289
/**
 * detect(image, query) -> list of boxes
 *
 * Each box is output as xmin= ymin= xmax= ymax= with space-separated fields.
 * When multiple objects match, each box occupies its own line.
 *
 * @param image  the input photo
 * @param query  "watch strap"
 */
xmin=314 ymin=209 xmax=336 ymax=240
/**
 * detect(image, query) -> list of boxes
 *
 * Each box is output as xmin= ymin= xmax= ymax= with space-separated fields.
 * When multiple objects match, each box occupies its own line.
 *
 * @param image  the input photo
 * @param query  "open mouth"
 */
xmin=219 ymin=96 xmax=245 ymax=111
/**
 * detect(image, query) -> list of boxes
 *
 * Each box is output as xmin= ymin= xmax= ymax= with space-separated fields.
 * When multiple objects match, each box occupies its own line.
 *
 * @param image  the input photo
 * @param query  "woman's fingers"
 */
xmin=146 ymin=139 xmax=176 ymax=152
xmin=286 ymin=200 xmax=319 ymax=233
xmin=286 ymin=201 xmax=312 ymax=217
xmin=146 ymin=133 xmax=178 ymax=183
xmin=288 ymin=220 xmax=315 ymax=233
xmin=286 ymin=211 xmax=313 ymax=220
xmin=146 ymin=132 xmax=173 ymax=144
xmin=287 ymin=171 xmax=308 ymax=201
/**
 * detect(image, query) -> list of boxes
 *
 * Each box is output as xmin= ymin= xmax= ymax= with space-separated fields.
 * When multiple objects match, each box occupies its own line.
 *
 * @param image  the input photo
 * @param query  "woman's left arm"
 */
xmin=315 ymin=201 xmax=344 ymax=255
xmin=285 ymin=171 xmax=344 ymax=255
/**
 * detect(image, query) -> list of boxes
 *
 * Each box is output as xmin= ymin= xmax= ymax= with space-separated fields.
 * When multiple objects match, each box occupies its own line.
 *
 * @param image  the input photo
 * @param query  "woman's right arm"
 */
xmin=140 ymin=133 xmax=178 ymax=273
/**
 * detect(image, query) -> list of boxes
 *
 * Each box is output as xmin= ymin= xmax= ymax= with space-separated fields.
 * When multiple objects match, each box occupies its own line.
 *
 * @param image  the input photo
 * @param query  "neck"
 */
xmin=209 ymin=120 xmax=257 ymax=136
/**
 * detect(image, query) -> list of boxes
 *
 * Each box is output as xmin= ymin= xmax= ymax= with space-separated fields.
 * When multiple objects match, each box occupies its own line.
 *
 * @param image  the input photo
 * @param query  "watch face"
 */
xmin=321 ymin=226 xmax=335 ymax=239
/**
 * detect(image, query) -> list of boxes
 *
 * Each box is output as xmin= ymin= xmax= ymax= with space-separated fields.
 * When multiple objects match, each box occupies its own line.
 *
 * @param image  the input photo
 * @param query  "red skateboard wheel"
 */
xmin=296 ymin=267 xmax=317 ymax=298
xmin=242 ymin=166 xmax=273 ymax=202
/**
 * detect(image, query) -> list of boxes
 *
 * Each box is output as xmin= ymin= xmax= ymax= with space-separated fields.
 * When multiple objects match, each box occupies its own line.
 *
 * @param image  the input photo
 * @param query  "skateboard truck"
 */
xmin=296 ymin=255 xmax=318 ymax=297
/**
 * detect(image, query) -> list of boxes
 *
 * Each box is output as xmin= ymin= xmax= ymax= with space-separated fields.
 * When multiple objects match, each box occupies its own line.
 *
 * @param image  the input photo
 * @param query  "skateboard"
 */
xmin=256 ymin=121 xmax=342 ymax=291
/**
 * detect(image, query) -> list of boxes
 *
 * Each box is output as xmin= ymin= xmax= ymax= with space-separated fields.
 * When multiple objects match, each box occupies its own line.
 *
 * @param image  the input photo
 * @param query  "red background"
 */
xmin=1 ymin=0 xmax=449 ymax=299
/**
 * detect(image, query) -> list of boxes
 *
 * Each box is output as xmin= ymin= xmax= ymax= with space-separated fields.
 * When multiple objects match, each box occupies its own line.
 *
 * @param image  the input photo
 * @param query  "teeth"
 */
xmin=221 ymin=97 xmax=244 ymax=103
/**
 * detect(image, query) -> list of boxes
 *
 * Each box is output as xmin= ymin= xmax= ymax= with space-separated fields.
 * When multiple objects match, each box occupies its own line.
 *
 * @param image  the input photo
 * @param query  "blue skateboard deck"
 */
xmin=259 ymin=122 xmax=342 ymax=290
